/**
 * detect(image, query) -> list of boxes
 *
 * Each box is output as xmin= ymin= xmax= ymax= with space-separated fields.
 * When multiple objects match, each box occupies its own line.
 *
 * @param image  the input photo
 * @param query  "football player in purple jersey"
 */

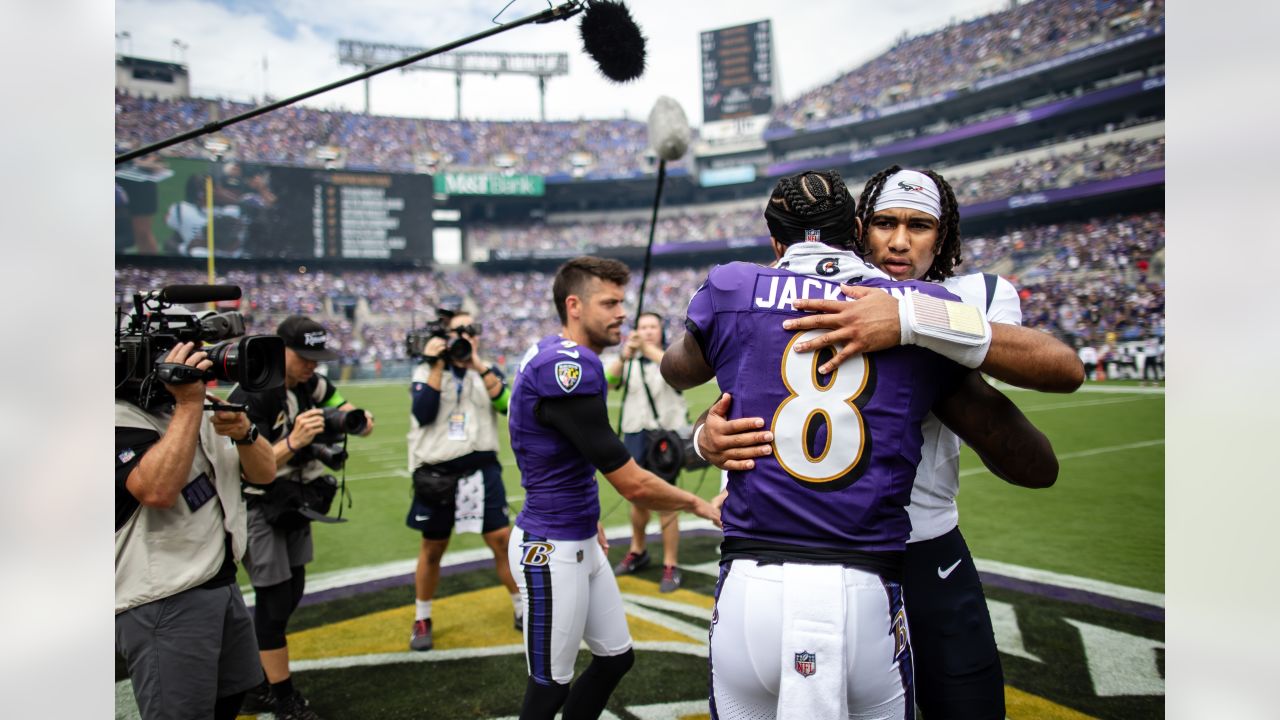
xmin=695 ymin=166 xmax=1082 ymax=720
xmin=661 ymin=170 xmax=1057 ymax=719
xmin=506 ymin=256 xmax=721 ymax=720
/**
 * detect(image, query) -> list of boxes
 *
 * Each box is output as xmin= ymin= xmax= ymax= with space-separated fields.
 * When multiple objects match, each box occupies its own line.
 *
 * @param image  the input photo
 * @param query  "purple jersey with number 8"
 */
xmin=685 ymin=261 xmax=965 ymax=552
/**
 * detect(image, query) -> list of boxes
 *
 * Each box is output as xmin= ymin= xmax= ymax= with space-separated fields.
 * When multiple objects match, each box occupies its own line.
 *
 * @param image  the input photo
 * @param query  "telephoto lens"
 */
xmin=205 ymin=335 xmax=285 ymax=391
xmin=322 ymin=407 xmax=368 ymax=435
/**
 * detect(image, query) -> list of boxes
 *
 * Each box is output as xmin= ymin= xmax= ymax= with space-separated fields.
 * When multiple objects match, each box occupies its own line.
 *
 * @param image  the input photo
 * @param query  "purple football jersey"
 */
xmin=508 ymin=335 xmax=607 ymax=541
xmin=685 ymin=261 xmax=965 ymax=552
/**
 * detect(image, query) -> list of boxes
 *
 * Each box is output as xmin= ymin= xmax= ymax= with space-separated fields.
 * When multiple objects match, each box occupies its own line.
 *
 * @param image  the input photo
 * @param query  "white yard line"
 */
xmin=993 ymin=381 xmax=1165 ymax=395
xmin=958 ymin=438 xmax=1164 ymax=478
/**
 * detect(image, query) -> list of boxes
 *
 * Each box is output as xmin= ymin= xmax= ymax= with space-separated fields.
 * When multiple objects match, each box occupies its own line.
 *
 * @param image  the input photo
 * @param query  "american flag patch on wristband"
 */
xmin=911 ymin=293 xmax=986 ymax=343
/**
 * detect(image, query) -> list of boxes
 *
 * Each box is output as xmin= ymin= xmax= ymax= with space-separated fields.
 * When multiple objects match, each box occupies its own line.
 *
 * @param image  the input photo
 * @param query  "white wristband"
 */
xmin=898 ymin=291 xmax=993 ymax=369
xmin=692 ymin=423 xmax=708 ymax=462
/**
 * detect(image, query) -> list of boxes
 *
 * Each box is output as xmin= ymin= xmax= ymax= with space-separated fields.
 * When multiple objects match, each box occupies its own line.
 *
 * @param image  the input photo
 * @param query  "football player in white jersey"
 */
xmin=698 ymin=167 xmax=1083 ymax=720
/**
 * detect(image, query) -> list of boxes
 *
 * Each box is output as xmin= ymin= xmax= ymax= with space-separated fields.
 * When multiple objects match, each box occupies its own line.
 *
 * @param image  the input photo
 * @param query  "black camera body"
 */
xmin=406 ymin=309 xmax=480 ymax=365
xmin=116 ymin=286 xmax=285 ymax=409
xmin=292 ymin=406 xmax=368 ymax=471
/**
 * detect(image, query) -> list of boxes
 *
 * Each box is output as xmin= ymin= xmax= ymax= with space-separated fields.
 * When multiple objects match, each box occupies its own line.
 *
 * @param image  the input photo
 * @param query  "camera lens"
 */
xmin=448 ymin=336 xmax=473 ymax=363
xmin=308 ymin=443 xmax=348 ymax=470
xmin=323 ymin=407 xmax=368 ymax=435
xmin=206 ymin=335 xmax=285 ymax=392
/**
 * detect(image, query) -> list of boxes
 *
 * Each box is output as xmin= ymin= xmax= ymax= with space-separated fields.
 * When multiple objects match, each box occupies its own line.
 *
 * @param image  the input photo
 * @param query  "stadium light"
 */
xmin=337 ymin=41 xmax=569 ymax=120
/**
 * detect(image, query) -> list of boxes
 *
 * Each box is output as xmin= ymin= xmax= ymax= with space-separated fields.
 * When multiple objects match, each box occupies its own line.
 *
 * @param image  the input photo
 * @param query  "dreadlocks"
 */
xmin=854 ymin=165 xmax=963 ymax=281
xmin=764 ymin=169 xmax=860 ymax=250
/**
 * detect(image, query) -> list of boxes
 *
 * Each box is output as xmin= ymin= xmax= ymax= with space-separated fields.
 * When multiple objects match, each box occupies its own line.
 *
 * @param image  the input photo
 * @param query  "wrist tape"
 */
xmin=898 ymin=291 xmax=992 ymax=368
xmin=692 ymin=424 xmax=708 ymax=462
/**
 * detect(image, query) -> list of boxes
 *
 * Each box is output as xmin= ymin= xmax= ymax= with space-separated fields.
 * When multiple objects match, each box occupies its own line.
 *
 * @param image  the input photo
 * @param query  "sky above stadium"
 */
xmin=116 ymin=0 xmax=1011 ymax=125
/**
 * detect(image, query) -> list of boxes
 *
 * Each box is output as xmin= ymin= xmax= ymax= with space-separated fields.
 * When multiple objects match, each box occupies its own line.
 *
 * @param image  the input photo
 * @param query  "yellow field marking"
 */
xmin=287 ymin=576 xmax=710 ymax=661
xmin=288 ymin=585 xmax=522 ymax=660
xmin=617 ymin=575 xmax=715 ymax=611
xmin=1006 ymin=685 xmax=1100 ymax=720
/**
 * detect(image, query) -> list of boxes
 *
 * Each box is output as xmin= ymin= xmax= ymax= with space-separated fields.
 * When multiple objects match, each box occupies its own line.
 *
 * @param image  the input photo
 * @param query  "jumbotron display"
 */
xmin=699 ymin=20 xmax=775 ymax=123
xmin=116 ymin=160 xmax=433 ymax=261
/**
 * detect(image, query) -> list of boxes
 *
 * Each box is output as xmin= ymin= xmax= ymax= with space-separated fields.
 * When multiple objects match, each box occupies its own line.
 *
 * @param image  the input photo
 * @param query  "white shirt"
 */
xmin=907 ymin=273 xmax=1022 ymax=543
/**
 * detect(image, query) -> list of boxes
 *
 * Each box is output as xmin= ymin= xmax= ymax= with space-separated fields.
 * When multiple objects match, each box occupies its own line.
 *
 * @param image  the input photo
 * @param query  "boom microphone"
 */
xmin=647 ymin=96 xmax=691 ymax=162
xmin=155 ymin=285 xmax=243 ymax=305
xmin=579 ymin=0 xmax=647 ymax=83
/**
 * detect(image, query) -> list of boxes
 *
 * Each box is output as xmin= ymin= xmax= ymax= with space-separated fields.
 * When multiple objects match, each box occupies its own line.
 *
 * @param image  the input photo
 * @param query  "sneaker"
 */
xmin=613 ymin=549 xmax=651 ymax=575
xmin=275 ymin=690 xmax=322 ymax=720
xmin=659 ymin=565 xmax=682 ymax=593
xmin=239 ymin=679 xmax=275 ymax=714
xmin=514 ymin=612 xmax=524 ymax=632
xmin=410 ymin=618 xmax=434 ymax=651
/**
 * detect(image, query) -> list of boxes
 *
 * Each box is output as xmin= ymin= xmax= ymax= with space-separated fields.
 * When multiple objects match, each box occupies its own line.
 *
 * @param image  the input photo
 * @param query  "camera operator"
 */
xmin=115 ymin=341 xmax=275 ymax=720
xmin=228 ymin=315 xmax=375 ymax=720
xmin=604 ymin=312 xmax=692 ymax=593
xmin=406 ymin=309 xmax=521 ymax=651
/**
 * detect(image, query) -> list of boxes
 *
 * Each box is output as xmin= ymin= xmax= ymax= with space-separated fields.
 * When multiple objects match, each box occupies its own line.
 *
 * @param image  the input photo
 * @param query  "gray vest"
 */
xmin=115 ymin=401 xmax=248 ymax=613
xmin=407 ymin=364 xmax=499 ymax=469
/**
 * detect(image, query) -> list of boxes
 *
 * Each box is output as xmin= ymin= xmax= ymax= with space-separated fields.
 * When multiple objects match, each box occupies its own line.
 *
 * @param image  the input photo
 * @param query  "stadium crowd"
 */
xmin=116 ymin=208 xmax=1163 ymax=372
xmin=948 ymin=136 xmax=1164 ymax=205
xmin=114 ymin=0 xmax=1161 ymax=177
xmin=115 ymin=91 xmax=685 ymax=178
xmin=769 ymin=0 xmax=1164 ymax=130
xmin=467 ymin=136 xmax=1164 ymax=253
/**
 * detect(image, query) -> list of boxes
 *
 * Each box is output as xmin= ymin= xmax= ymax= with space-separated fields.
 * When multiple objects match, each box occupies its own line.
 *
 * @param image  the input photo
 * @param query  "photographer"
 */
xmin=406 ymin=309 xmax=520 ymax=651
xmin=229 ymin=316 xmax=375 ymax=720
xmin=604 ymin=312 xmax=691 ymax=593
xmin=115 ymin=340 xmax=275 ymax=720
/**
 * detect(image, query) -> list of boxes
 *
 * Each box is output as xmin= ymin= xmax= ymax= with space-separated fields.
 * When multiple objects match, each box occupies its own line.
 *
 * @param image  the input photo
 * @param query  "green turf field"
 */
xmin=277 ymin=378 xmax=1164 ymax=595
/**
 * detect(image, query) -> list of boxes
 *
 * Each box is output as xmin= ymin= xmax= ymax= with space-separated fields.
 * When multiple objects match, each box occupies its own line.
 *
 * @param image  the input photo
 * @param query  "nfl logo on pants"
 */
xmin=794 ymin=651 xmax=816 ymax=678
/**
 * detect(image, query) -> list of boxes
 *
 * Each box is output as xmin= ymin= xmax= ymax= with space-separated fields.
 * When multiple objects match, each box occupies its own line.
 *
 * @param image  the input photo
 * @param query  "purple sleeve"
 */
xmin=531 ymin=353 xmax=605 ymax=398
xmin=683 ymin=280 xmax=715 ymax=363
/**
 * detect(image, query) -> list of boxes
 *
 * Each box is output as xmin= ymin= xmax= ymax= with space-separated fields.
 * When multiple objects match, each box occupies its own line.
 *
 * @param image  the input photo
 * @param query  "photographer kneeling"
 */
xmin=116 ymin=335 xmax=277 ymax=720
xmin=405 ymin=308 xmax=520 ymax=651
xmin=229 ymin=315 xmax=375 ymax=720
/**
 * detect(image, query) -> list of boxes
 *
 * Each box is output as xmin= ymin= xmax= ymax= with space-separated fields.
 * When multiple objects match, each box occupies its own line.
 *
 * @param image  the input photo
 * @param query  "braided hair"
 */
xmin=854 ymin=165 xmax=963 ymax=281
xmin=764 ymin=169 xmax=860 ymax=250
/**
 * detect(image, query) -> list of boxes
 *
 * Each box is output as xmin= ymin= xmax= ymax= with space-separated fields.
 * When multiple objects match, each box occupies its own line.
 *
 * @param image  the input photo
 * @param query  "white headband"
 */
xmin=873 ymin=170 xmax=942 ymax=220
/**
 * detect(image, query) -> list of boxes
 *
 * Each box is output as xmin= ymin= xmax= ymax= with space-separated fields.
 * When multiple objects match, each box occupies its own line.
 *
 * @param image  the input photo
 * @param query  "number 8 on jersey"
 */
xmin=771 ymin=329 xmax=875 ymax=489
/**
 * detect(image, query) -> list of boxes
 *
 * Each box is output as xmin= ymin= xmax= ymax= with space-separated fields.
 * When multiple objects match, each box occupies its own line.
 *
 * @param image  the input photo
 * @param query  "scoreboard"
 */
xmin=302 ymin=169 xmax=432 ymax=260
xmin=121 ymin=160 xmax=434 ymax=262
xmin=700 ymin=20 xmax=775 ymax=123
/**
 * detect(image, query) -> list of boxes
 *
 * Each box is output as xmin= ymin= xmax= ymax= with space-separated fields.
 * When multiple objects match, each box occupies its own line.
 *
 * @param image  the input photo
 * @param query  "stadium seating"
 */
xmin=768 ymin=0 xmax=1164 ymax=132
xmin=115 ymin=0 xmax=1163 ymax=177
xmin=116 ymin=208 xmax=1163 ymax=373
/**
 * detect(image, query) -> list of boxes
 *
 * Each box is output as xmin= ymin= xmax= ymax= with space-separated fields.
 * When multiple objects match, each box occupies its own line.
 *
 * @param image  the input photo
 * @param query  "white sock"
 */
xmin=511 ymin=593 xmax=523 ymax=618
xmin=415 ymin=599 xmax=433 ymax=621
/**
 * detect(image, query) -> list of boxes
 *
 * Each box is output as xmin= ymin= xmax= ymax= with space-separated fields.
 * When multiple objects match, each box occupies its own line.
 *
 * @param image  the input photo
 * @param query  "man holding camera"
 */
xmin=406 ymin=309 xmax=521 ymax=650
xmin=605 ymin=312 xmax=691 ymax=593
xmin=116 ymin=340 xmax=276 ymax=720
xmin=229 ymin=315 xmax=375 ymax=720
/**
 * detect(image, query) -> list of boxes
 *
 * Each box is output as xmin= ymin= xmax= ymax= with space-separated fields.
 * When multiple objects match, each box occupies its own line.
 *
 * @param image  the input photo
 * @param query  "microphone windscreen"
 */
xmin=648 ymin=96 xmax=691 ymax=162
xmin=159 ymin=285 xmax=243 ymax=304
xmin=579 ymin=0 xmax=646 ymax=83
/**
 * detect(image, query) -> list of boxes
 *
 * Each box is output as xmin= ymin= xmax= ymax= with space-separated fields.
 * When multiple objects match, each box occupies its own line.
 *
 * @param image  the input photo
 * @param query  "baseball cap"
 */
xmin=277 ymin=315 xmax=339 ymax=361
